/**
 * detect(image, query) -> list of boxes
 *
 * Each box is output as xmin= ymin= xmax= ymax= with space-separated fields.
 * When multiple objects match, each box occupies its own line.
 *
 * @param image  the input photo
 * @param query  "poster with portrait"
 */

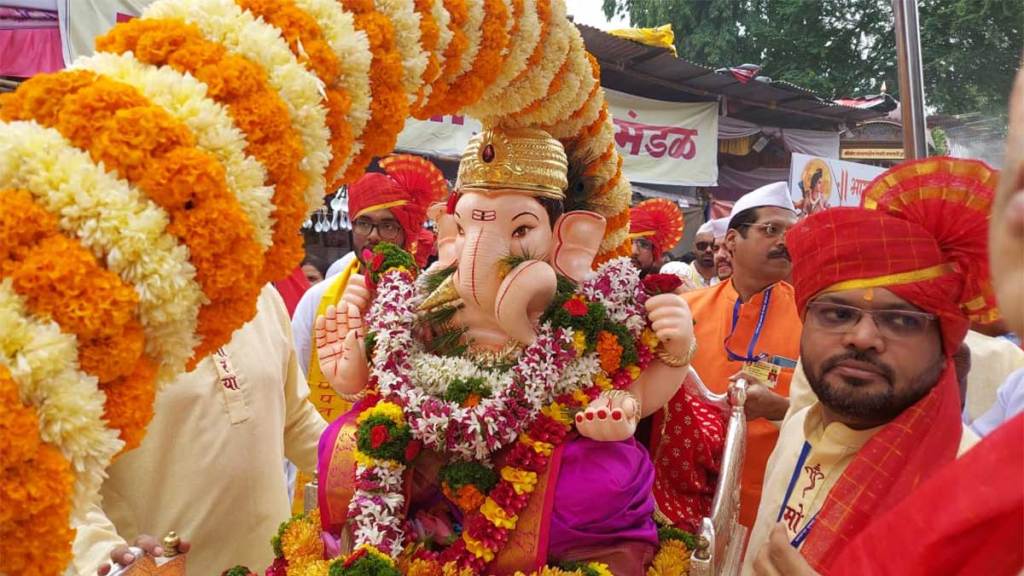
xmin=789 ymin=153 xmax=885 ymax=215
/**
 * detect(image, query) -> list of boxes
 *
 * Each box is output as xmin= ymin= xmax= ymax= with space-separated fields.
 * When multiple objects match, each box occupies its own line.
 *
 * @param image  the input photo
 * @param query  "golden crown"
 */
xmin=456 ymin=127 xmax=568 ymax=200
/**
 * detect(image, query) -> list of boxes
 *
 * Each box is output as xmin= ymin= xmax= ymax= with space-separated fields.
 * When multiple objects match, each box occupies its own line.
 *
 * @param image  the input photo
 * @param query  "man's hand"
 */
xmin=730 ymin=371 xmax=789 ymax=421
xmin=98 ymin=535 xmax=192 ymax=575
xmin=645 ymin=293 xmax=695 ymax=359
xmin=752 ymin=523 xmax=820 ymax=576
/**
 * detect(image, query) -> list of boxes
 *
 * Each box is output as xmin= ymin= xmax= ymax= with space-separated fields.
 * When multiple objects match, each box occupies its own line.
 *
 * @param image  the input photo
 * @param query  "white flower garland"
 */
xmin=420 ymin=0 xmax=453 ymax=100
xmin=294 ymin=0 xmax=372 ymax=177
xmin=544 ymin=76 xmax=603 ymax=140
xmin=75 ymin=51 xmax=276 ymax=253
xmin=374 ymin=0 xmax=428 ymax=104
xmin=449 ymin=0 xmax=485 ymax=86
xmin=146 ymin=0 xmax=330 ymax=212
xmin=464 ymin=0 xmax=538 ymax=117
xmin=0 ymin=281 xmax=124 ymax=518
xmin=0 ymin=121 xmax=203 ymax=382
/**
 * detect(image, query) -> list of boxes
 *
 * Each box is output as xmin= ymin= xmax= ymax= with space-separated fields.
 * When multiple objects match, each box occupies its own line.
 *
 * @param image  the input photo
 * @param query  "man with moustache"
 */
xmin=649 ymin=183 xmax=802 ymax=528
xmin=742 ymin=157 xmax=1000 ymax=575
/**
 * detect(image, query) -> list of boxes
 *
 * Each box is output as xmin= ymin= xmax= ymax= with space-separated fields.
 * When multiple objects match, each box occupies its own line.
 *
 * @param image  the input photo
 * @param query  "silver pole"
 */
xmin=893 ymin=0 xmax=928 ymax=159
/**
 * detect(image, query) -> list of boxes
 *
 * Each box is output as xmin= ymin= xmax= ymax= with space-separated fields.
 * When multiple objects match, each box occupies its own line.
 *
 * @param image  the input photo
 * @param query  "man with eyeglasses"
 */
xmin=743 ymin=159 xmax=997 ymax=575
xmin=650 ymin=182 xmax=803 ymax=529
xmin=291 ymin=155 xmax=447 ymax=421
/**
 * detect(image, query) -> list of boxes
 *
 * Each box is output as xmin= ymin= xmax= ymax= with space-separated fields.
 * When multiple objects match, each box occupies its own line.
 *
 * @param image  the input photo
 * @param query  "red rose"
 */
xmin=562 ymin=297 xmax=588 ymax=317
xmin=369 ymin=424 xmax=390 ymax=449
xmin=372 ymin=252 xmax=386 ymax=270
xmin=405 ymin=439 xmax=422 ymax=462
xmin=642 ymin=273 xmax=683 ymax=295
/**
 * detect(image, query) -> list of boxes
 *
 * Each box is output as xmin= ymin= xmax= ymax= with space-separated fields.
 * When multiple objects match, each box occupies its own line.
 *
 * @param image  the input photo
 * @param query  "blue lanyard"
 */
xmin=724 ymin=287 xmax=773 ymax=363
xmin=777 ymin=441 xmax=818 ymax=548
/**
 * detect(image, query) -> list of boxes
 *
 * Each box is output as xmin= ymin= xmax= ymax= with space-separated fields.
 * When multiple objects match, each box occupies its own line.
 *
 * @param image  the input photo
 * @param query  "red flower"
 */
xmin=405 ymin=439 xmax=422 ymax=462
xmin=562 ymin=297 xmax=588 ymax=317
xmin=372 ymin=252 xmax=386 ymax=270
xmin=265 ymin=557 xmax=287 ymax=576
xmin=642 ymin=273 xmax=683 ymax=295
xmin=370 ymin=424 xmax=390 ymax=449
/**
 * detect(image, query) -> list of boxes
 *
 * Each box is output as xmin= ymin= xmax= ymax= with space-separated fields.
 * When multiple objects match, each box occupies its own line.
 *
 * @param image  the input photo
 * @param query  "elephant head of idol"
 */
xmin=427 ymin=127 xmax=606 ymax=348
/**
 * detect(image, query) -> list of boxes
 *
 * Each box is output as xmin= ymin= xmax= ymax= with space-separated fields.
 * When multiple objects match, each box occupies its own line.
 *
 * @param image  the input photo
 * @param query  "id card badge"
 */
xmin=742 ymin=360 xmax=783 ymax=389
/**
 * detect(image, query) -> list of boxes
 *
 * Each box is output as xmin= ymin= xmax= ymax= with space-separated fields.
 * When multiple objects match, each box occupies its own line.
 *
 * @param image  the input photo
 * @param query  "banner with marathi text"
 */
xmin=789 ymin=153 xmax=885 ymax=216
xmin=395 ymin=90 xmax=720 ymax=186
xmin=604 ymin=89 xmax=718 ymax=186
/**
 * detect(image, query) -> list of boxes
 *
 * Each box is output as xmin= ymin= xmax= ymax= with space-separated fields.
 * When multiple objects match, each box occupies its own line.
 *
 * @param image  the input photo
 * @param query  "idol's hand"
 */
xmin=315 ymin=303 xmax=368 ymax=396
xmin=646 ymin=293 xmax=695 ymax=359
xmin=340 ymin=273 xmax=371 ymax=314
xmin=575 ymin=390 xmax=641 ymax=442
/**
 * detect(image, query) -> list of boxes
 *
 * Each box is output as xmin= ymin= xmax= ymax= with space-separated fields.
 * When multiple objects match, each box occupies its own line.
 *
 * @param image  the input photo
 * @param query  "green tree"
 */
xmin=602 ymin=0 xmax=1021 ymax=117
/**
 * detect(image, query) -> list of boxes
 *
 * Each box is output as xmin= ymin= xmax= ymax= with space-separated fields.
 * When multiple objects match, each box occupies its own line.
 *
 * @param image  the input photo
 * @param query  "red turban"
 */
xmin=629 ymin=198 xmax=685 ymax=259
xmin=783 ymin=157 xmax=999 ymax=571
xmin=347 ymin=154 xmax=447 ymax=258
xmin=786 ymin=157 xmax=998 ymax=355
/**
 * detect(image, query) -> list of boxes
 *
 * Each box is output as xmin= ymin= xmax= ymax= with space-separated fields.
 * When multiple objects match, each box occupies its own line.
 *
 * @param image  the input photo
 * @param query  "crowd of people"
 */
xmin=82 ymin=70 xmax=1024 ymax=576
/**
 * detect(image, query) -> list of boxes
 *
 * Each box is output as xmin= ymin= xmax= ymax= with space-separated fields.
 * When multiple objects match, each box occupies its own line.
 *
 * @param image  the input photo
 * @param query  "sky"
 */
xmin=564 ymin=0 xmax=629 ymax=30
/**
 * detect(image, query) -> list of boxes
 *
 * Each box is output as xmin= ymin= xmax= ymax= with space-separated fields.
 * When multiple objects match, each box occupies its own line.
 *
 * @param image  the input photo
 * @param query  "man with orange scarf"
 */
xmin=291 ymin=155 xmax=447 ymax=422
xmin=742 ymin=157 xmax=998 ymax=575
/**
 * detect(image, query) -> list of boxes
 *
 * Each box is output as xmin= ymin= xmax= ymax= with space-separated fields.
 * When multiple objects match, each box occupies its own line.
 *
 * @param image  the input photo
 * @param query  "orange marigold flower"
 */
xmin=413 ymin=0 xmax=443 ymax=105
xmin=0 ymin=365 xmax=76 ymax=576
xmin=96 ymin=19 xmax=309 ymax=284
xmin=596 ymin=331 xmax=624 ymax=374
xmin=102 ymin=355 xmax=159 ymax=453
xmin=432 ymin=0 xmax=509 ymax=114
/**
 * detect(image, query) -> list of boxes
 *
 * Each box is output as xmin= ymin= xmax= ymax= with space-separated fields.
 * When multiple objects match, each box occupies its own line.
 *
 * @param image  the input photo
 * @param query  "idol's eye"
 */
xmin=512 ymin=225 xmax=532 ymax=239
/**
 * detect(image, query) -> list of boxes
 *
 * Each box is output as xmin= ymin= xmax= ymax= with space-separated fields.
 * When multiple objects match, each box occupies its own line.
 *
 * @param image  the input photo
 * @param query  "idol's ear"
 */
xmin=428 ymin=202 xmax=457 ymax=268
xmin=549 ymin=211 xmax=607 ymax=282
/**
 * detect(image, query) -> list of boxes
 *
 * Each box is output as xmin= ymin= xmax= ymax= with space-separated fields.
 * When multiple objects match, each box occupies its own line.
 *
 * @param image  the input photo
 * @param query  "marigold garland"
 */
xmin=503 ymin=25 xmax=585 ymax=128
xmin=412 ymin=0 xmax=471 ymax=117
xmin=340 ymin=0 xmax=409 ymax=181
xmin=0 ymin=363 xmax=76 ymax=576
xmin=544 ymin=53 xmax=601 ymax=140
xmin=292 ymin=0 xmax=372 ymax=182
xmin=374 ymin=0 xmax=428 ymax=104
xmin=412 ymin=0 xmax=443 ymax=106
xmin=95 ymin=18 xmax=308 ymax=285
xmin=0 ymin=278 xmax=124 ymax=519
xmin=0 ymin=71 xmax=264 ymax=363
xmin=0 ymin=120 xmax=203 ymax=384
xmin=464 ymin=0 xmax=536 ymax=117
xmin=237 ymin=0 xmax=355 ymax=186
xmin=431 ymin=0 xmax=508 ymax=113
xmin=75 ymin=50 xmax=275 ymax=254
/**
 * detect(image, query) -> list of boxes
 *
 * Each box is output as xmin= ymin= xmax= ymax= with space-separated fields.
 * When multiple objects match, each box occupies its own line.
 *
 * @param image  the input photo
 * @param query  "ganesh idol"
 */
xmin=312 ymin=127 xmax=698 ymax=575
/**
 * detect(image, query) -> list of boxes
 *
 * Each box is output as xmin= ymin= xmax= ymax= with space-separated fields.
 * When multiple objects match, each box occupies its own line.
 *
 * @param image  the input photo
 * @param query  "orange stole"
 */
xmin=666 ymin=280 xmax=802 ymax=527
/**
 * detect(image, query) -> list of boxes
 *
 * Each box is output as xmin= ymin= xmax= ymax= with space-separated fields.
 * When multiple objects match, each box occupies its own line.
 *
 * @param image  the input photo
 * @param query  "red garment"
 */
xmin=650 ymin=392 xmax=726 ymax=532
xmin=784 ymin=157 xmax=999 ymax=570
xmin=347 ymin=155 xmax=447 ymax=255
xmin=273 ymin=266 xmax=310 ymax=316
xmin=830 ymin=413 xmax=1024 ymax=576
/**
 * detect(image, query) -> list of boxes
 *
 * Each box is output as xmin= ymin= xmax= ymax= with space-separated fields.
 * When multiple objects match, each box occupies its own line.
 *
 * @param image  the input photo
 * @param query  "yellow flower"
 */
xmin=593 ymin=373 xmax=613 ymax=391
xmin=356 ymin=543 xmax=394 ymax=563
xmin=463 ymin=532 xmax=495 ymax=562
xmin=571 ymin=331 xmax=587 ymax=355
xmin=480 ymin=497 xmax=518 ymax=529
xmin=520 ymin=434 xmax=553 ymax=456
xmin=542 ymin=402 xmax=572 ymax=426
xmin=571 ymin=388 xmax=591 ymax=407
xmin=289 ymin=560 xmax=330 ymax=576
xmin=281 ymin=510 xmax=323 ymax=566
xmin=588 ymin=562 xmax=614 ymax=576
xmin=500 ymin=466 xmax=538 ymax=495
xmin=647 ymin=539 xmax=691 ymax=576
xmin=627 ymin=365 xmax=642 ymax=380
xmin=642 ymin=328 xmax=660 ymax=350
xmin=358 ymin=400 xmax=405 ymax=425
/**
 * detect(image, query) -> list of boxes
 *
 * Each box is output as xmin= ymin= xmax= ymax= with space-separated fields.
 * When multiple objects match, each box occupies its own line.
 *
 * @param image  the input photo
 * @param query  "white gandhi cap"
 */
xmin=729 ymin=182 xmax=796 ymax=221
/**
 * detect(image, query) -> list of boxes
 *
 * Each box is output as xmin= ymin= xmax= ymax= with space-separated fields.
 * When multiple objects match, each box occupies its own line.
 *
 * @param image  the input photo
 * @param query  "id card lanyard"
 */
xmin=724 ymin=286 xmax=773 ymax=363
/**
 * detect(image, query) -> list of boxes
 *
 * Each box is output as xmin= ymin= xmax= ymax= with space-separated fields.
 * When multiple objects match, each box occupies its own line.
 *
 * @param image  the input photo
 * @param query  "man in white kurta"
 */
xmin=71 ymin=285 xmax=327 ymax=575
